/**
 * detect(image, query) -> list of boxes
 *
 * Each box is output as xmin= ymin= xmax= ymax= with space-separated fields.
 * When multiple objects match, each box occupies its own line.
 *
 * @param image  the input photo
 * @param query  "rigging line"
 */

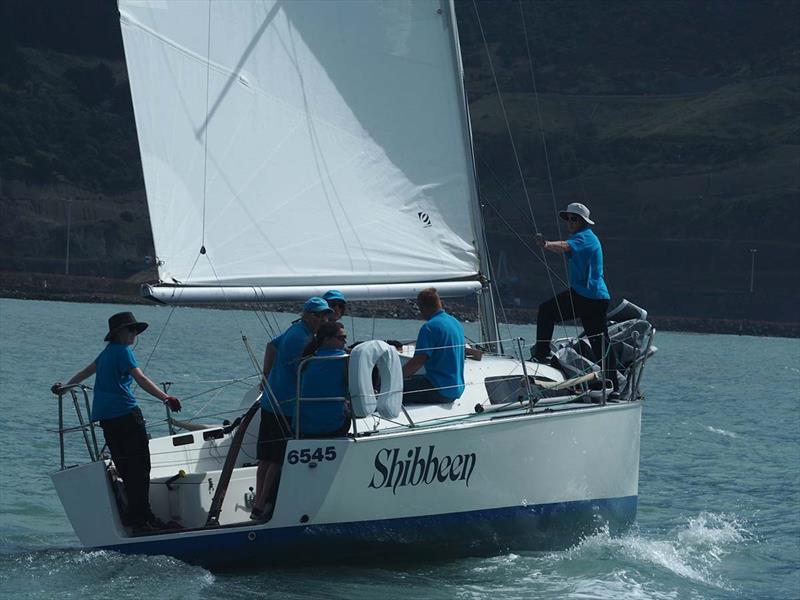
xmin=179 ymin=374 xmax=260 ymax=402
xmin=200 ymin=252 xmax=271 ymax=387
xmin=519 ymin=0 xmax=579 ymax=340
xmin=475 ymin=227 xmax=513 ymax=346
xmin=470 ymin=4 xmax=566 ymax=342
xmin=519 ymin=0 xmax=562 ymax=240
xmin=202 ymin=251 xmax=250 ymax=345
xmin=188 ymin=386 xmax=224 ymax=422
xmin=476 ymin=153 xmax=567 ymax=285
xmin=248 ymin=288 xmax=275 ymax=337
xmin=349 ymin=313 xmax=356 ymax=344
xmin=261 ymin=296 xmax=284 ymax=339
xmin=476 ymin=153 xmax=537 ymax=230
xmin=252 ymin=301 xmax=273 ymax=338
xmin=481 ymin=197 xmax=568 ymax=289
xmin=250 ymin=287 xmax=284 ymax=341
xmin=476 ymin=151 xmax=573 ymax=336
xmin=471 ymin=0 xmax=539 ymax=235
xmin=140 ymin=251 xmax=203 ymax=374
xmin=200 ymin=0 xmax=212 ymax=246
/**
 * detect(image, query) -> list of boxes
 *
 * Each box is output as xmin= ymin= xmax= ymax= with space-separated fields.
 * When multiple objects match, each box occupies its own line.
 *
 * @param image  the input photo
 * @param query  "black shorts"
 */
xmin=256 ymin=409 xmax=292 ymax=463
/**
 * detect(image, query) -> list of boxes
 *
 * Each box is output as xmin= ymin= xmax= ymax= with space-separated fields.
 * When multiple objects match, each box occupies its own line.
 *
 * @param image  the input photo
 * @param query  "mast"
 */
xmin=445 ymin=0 xmax=501 ymax=353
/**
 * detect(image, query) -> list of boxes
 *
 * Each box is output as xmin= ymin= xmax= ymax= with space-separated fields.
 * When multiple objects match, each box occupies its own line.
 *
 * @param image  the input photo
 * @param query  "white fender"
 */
xmin=348 ymin=340 xmax=403 ymax=419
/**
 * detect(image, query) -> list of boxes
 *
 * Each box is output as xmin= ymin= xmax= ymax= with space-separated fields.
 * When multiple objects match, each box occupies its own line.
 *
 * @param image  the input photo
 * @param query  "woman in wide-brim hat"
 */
xmin=103 ymin=311 xmax=148 ymax=341
xmin=534 ymin=203 xmax=618 ymax=395
xmin=52 ymin=311 xmax=183 ymax=533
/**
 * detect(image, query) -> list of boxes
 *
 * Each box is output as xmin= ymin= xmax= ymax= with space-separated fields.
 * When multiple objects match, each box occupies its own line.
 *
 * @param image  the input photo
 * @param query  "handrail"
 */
xmin=52 ymin=384 xmax=100 ymax=470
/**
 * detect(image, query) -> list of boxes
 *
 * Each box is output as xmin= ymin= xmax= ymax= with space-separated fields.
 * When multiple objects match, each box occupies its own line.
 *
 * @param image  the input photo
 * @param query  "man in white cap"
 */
xmin=534 ymin=202 xmax=617 ymax=394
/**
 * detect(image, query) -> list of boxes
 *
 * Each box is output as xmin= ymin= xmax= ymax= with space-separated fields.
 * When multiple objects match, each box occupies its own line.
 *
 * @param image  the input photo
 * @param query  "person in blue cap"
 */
xmin=251 ymin=296 xmax=332 ymax=520
xmin=534 ymin=202 xmax=618 ymax=395
xmin=323 ymin=289 xmax=347 ymax=322
xmin=402 ymin=288 xmax=466 ymax=403
xmin=51 ymin=311 xmax=182 ymax=534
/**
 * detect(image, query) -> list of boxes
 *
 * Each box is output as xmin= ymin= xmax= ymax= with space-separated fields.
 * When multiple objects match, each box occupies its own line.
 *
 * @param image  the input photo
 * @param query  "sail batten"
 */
xmin=120 ymin=0 xmax=483 ymax=289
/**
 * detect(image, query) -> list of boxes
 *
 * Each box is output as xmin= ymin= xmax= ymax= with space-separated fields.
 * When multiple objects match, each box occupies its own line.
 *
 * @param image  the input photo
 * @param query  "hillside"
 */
xmin=0 ymin=0 xmax=798 ymax=325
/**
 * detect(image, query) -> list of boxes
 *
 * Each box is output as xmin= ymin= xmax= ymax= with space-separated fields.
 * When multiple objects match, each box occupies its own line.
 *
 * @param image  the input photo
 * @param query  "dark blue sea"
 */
xmin=1 ymin=299 xmax=798 ymax=599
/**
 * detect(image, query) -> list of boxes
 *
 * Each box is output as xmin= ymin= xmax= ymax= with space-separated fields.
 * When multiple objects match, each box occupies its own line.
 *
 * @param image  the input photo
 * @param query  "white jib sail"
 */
xmin=119 ymin=0 xmax=482 ymax=289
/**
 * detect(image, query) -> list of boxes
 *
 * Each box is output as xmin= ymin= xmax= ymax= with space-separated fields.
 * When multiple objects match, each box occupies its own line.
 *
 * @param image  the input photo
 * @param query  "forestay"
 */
xmin=119 ymin=0 xmax=482 ymax=291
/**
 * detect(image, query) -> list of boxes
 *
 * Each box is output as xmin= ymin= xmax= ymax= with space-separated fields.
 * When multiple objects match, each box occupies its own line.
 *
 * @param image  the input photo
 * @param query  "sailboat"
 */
xmin=51 ymin=0 xmax=655 ymax=567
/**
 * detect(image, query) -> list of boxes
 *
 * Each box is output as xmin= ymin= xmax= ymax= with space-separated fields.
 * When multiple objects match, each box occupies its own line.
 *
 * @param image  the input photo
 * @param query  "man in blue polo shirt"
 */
xmin=402 ymin=288 xmax=465 ymax=403
xmin=251 ymin=296 xmax=332 ymax=520
xmin=534 ymin=202 xmax=618 ymax=395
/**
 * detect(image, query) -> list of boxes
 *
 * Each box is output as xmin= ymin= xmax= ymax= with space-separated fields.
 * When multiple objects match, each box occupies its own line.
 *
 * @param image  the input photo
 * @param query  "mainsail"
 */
xmin=119 ymin=0 xmax=487 ymax=298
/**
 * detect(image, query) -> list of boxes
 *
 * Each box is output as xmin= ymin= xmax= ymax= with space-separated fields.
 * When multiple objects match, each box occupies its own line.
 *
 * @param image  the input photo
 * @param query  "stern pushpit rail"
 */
xmin=52 ymin=384 xmax=100 ymax=469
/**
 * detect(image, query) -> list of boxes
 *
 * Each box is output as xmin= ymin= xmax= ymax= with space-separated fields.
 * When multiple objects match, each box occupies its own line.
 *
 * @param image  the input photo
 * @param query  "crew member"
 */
xmin=402 ymin=288 xmax=465 ymax=403
xmin=534 ymin=202 xmax=618 ymax=393
xmin=251 ymin=297 xmax=332 ymax=520
xmin=298 ymin=321 xmax=350 ymax=437
xmin=52 ymin=311 xmax=182 ymax=534
xmin=323 ymin=289 xmax=347 ymax=322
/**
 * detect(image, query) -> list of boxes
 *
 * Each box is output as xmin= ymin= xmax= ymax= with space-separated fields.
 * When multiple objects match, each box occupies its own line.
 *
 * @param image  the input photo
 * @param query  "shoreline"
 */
xmin=2 ymin=272 xmax=797 ymax=339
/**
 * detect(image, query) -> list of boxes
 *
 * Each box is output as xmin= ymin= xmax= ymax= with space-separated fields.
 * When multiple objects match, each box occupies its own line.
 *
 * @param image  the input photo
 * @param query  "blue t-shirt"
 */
xmin=299 ymin=347 xmax=348 ymax=435
xmin=263 ymin=320 xmax=312 ymax=415
xmin=567 ymin=228 xmax=610 ymax=300
xmin=414 ymin=309 xmax=465 ymax=399
xmin=92 ymin=343 xmax=138 ymax=421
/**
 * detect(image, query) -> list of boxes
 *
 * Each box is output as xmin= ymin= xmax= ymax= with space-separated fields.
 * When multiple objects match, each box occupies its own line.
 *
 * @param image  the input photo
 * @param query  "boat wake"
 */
xmin=0 ymin=548 xmax=215 ymax=598
xmin=551 ymin=512 xmax=753 ymax=593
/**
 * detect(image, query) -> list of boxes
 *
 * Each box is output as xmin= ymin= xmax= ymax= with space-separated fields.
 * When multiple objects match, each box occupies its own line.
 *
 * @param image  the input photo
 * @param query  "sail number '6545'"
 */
xmin=287 ymin=447 xmax=337 ymax=464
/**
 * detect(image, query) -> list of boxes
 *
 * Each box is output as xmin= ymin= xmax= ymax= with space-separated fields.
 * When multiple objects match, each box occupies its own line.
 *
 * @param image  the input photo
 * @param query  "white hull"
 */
xmin=52 ymin=372 xmax=641 ymax=567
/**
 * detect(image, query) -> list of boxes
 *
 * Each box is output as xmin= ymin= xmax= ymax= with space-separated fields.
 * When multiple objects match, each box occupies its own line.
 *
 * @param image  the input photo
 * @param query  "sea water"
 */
xmin=0 ymin=298 xmax=798 ymax=599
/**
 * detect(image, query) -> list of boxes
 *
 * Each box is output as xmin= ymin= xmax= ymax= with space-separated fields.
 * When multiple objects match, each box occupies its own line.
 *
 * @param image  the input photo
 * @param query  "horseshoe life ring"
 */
xmin=348 ymin=340 xmax=403 ymax=419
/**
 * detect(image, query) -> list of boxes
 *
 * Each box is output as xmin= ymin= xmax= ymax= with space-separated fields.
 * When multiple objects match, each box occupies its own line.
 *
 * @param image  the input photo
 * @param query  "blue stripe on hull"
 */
xmin=104 ymin=495 xmax=637 ymax=568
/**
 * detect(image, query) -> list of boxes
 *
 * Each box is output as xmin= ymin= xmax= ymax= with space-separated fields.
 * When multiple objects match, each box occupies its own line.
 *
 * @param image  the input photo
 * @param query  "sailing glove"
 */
xmin=164 ymin=396 xmax=182 ymax=412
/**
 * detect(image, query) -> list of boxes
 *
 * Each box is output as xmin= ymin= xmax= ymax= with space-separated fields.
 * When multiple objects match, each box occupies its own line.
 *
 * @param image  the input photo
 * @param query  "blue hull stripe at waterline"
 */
xmin=102 ymin=496 xmax=638 ymax=567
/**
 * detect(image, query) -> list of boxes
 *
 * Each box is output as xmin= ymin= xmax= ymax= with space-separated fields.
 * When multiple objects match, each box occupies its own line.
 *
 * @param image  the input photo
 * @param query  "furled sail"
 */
xmin=119 ymin=0 xmax=483 ymax=293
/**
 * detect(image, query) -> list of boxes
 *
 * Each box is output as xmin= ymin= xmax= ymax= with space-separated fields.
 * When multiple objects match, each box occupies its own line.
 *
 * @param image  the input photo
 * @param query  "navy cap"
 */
xmin=303 ymin=297 xmax=332 ymax=313
xmin=323 ymin=289 xmax=347 ymax=303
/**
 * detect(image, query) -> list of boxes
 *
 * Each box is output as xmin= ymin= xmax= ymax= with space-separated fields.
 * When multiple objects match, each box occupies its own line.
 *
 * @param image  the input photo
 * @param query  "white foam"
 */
xmin=705 ymin=425 xmax=738 ymax=438
xmin=471 ymin=553 xmax=520 ymax=573
xmin=549 ymin=512 xmax=752 ymax=592
xmin=677 ymin=512 xmax=750 ymax=548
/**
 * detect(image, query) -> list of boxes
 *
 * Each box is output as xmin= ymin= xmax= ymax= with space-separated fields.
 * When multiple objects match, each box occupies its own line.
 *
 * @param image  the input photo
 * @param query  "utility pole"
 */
xmin=65 ymin=199 xmax=72 ymax=275
xmin=749 ymin=248 xmax=757 ymax=293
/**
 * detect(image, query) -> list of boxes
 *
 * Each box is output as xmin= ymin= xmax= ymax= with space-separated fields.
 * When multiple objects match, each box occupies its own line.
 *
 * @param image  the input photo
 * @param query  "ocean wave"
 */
xmin=705 ymin=426 xmax=738 ymax=438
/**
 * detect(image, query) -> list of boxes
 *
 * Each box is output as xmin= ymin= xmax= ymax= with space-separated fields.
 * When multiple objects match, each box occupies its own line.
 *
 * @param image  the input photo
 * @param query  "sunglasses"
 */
xmin=565 ymin=215 xmax=583 ymax=223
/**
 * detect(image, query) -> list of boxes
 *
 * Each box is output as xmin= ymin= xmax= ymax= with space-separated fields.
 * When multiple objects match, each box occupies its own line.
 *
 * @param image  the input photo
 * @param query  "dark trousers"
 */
xmin=403 ymin=375 xmax=451 ymax=404
xmin=535 ymin=289 xmax=618 ymax=388
xmin=100 ymin=407 xmax=154 ymax=527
